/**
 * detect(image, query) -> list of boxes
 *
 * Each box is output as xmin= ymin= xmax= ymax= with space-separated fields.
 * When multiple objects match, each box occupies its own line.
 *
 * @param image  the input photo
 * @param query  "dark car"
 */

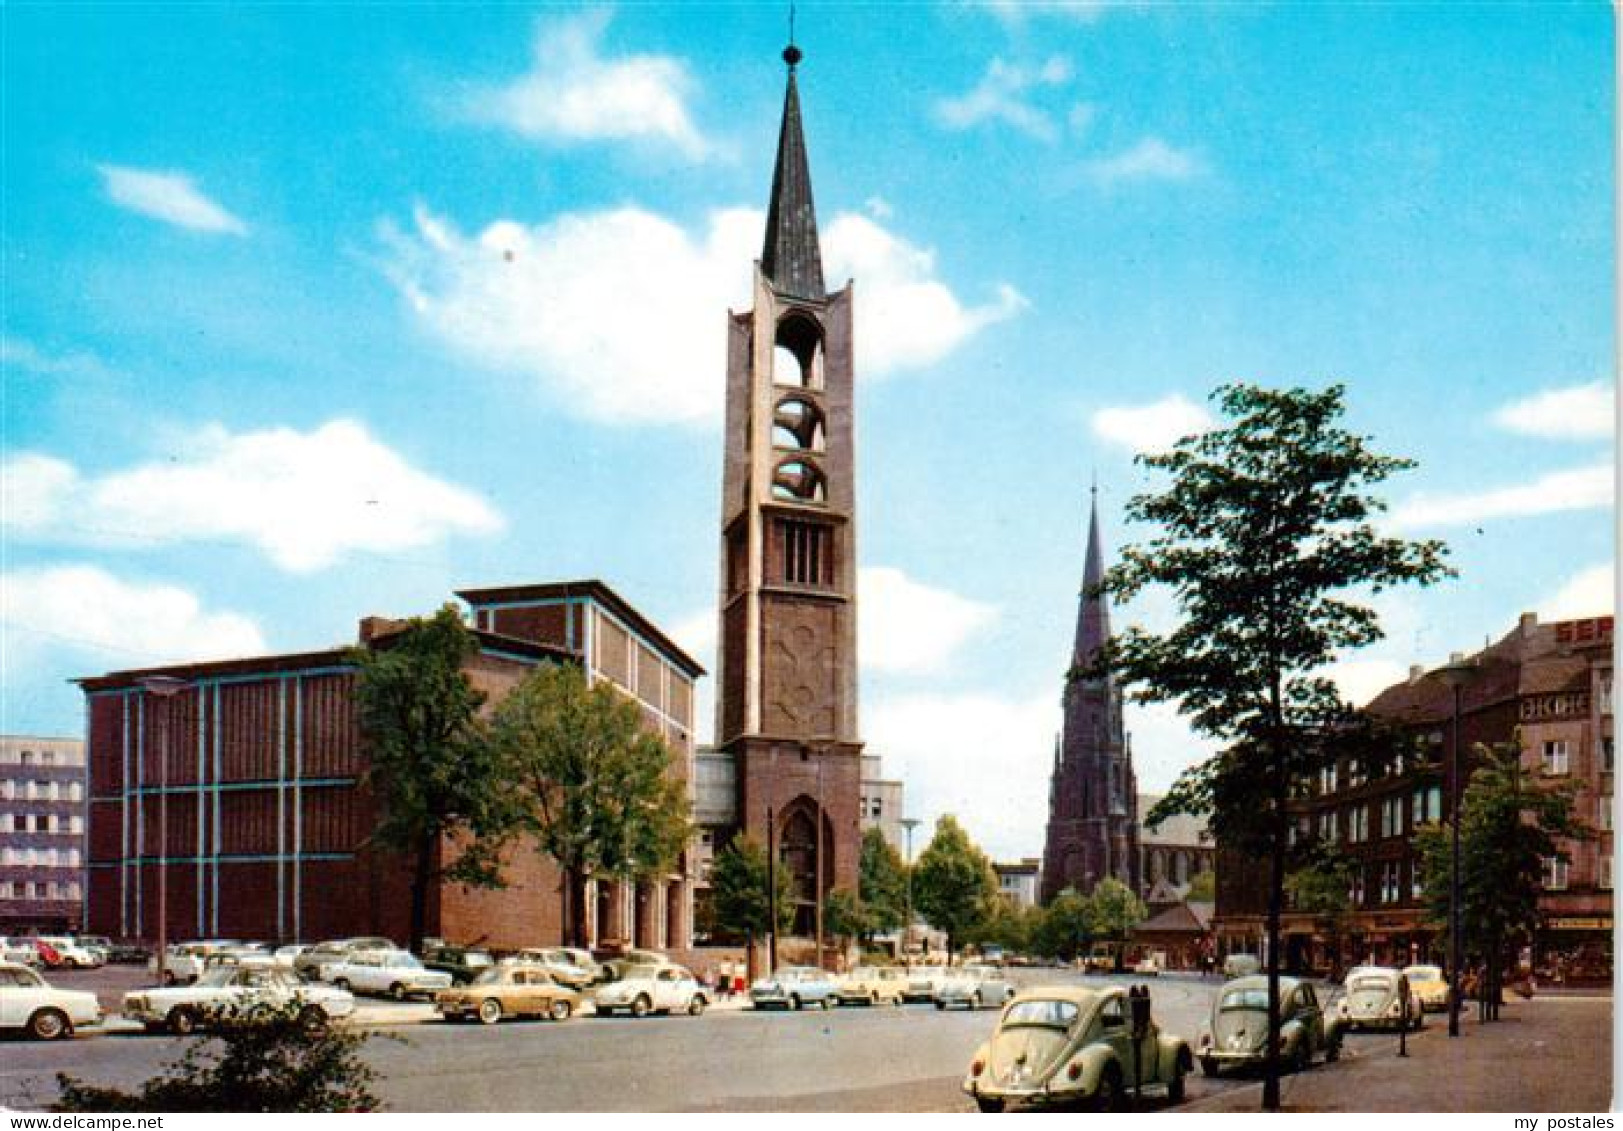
xmin=421 ymin=945 xmax=496 ymax=985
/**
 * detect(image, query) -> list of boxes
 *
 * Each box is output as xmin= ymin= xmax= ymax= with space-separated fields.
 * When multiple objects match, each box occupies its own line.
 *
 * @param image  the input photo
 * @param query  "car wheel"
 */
xmin=550 ymin=998 xmax=574 ymax=1022
xmin=819 ymin=996 xmax=831 ymax=1011
xmin=972 ymin=991 xmax=984 ymax=1009
xmin=1094 ymin=1066 xmax=1126 ymax=1112
xmin=1325 ymin=1037 xmax=1341 ymax=1063
xmin=935 ymin=1000 xmax=946 ymax=1011
xmin=1200 ymin=1055 xmax=1219 ymax=1077
xmin=297 ymin=1005 xmax=328 ymax=1034
xmin=478 ymin=998 xmax=503 ymax=1025
xmin=893 ymin=993 xmax=903 ymax=1007
xmin=388 ymin=982 xmax=406 ymax=1002
xmin=333 ymin=978 xmax=350 ymax=993
xmin=687 ymin=995 xmax=705 ymax=1017
xmin=1167 ymin=1068 xmax=1187 ymax=1103
xmin=788 ymin=994 xmax=802 ymax=1011
xmin=1291 ymin=1041 xmax=1311 ymax=1074
xmin=975 ymin=1096 xmax=1005 ymax=1114
xmin=26 ymin=1008 xmax=70 ymax=1041
xmin=167 ymin=1007 xmax=200 ymax=1036
xmin=163 ymin=970 xmax=177 ymax=986
xmin=631 ymin=995 xmax=652 ymax=1018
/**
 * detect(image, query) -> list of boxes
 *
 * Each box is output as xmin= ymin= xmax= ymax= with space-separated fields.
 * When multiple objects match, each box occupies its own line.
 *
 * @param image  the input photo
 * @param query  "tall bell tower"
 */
xmin=714 ymin=42 xmax=862 ymax=927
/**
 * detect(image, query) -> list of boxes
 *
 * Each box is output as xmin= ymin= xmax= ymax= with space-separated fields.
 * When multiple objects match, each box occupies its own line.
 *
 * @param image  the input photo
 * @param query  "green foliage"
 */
xmin=1031 ymin=888 xmax=1092 ymax=960
xmin=710 ymin=835 xmax=793 ymax=941
xmin=912 ymin=815 xmax=998 ymax=958
xmin=1085 ymin=877 xmax=1147 ymax=940
xmin=1285 ymin=847 xmax=1356 ymax=920
xmin=1184 ymin=868 xmax=1216 ymax=903
xmin=857 ymin=827 xmax=909 ymax=937
xmin=1417 ymin=740 xmax=1589 ymax=997
xmin=822 ymin=887 xmax=869 ymax=944
xmin=973 ymin=898 xmax=1039 ymax=953
xmin=350 ymin=604 xmax=512 ymax=951
xmin=54 ymin=1005 xmax=378 ymax=1113
xmin=488 ymin=663 xmax=691 ymax=945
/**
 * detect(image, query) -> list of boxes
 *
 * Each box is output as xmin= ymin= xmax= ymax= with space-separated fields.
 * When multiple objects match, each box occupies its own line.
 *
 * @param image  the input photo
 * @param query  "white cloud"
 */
xmin=0 ymin=566 xmax=266 ymax=667
xmin=859 ymin=567 xmax=998 ymax=676
xmin=2 ymin=337 xmax=113 ymax=379
xmin=1091 ymin=393 xmax=1214 ymax=453
xmin=460 ymin=10 xmax=708 ymax=157
xmin=96 ymin=164 xmax=247 ymax=235
xmin=3 ymin=420 xmax=504 ymax=573
xmin=1493 ymin=381 xmax=1615 ymax=441
xmin=381 ymin=203 xmax=1024 ymax=426
xmin=1392 ymin=462 xmax=1612 ymax=529
xmin=967 ymin=0 xmax=1133 ymax=26
xmin=1539 ymin=563 xmax=1614 ymax=622
xmin=935 ymin=56 xmax=1075 ymax=142
xmin=1086 ymin=136 xmax=1204 ymax=185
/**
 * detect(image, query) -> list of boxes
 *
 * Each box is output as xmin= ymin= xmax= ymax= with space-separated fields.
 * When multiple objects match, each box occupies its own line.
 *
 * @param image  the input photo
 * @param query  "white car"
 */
xmin=272 ymin=944 xmax=309 ymax=968
xmin=592 ymin=964 xmax=709 ymax=1017
xmin=504 ymin=948 xmax=595 ymax=990
xmin=37 ymin=936 xmax=103 ymax=969
xmin=123 ymin=965 xmax=356 ymax=1035
xmin=903 ymin=965 xmax=949 ymax=1002
xmin=321 ymin=949 xmax=453 ymax=1000
xmin=0 ymin=937 xmax=41 ymax=965
xmin=0 ymin=961 xmax=102 ymax=1039
xmin=1133 ymin=952 xmax=1166 ymax=977
xmin=149 ymin=941 xmax=236 ymax=984
xmin=933 ymin=965 xmax=1017 ymax=1010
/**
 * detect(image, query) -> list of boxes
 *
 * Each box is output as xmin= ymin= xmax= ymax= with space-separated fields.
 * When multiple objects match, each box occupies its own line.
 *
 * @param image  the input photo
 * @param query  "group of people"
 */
xmin=704 ymin=960 xmax=748 ymax=998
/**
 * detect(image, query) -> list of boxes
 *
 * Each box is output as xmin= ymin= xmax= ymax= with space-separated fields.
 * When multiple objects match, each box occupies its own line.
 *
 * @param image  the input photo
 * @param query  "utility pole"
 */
xmin=901 ymin=817 xmax=921 ymax=959
xmin=138 ymin=675 xmax=188 ymax=984
xmin=766 ymin=804 xmax=778 ymax=974
xmin=814 ymin=752 xmax=825 ymax=970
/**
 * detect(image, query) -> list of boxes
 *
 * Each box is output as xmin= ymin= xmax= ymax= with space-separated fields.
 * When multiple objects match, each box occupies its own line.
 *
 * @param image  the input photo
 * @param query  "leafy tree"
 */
xmin=1185 ymin=868 xmax=1216 ymax=903
xmin=822 ymin=887 xmax=869 ymax=951
xmin=1031 ymin=888 xmax=1092 ymax=960
xmin=54 ymin=1005 xmax=378 ymax=1112
xmin=973 ymin=897 xmax=1038 ymax=954
xmin=1417 ymin=740 xmax=1588 ymax=1019
xmin=912 ymin=815 xmax=999 ymax=960
xmin=351 ymin=604 xmax=511 ymax=953
xmin=858 ymin=827 xmax=909 ymax=939
xmin=1084 ymin=878 xmax=1147 ymax=957
xmin=710 ymin=835 xmax=793 ymax=954
xmin=1285 ymin=846 xmax=1357 ymax=975
xmin=1100 ymin=383 xmax=1451 ymax=1109
xmin=488 ymin=663 xmax=691 ymax=947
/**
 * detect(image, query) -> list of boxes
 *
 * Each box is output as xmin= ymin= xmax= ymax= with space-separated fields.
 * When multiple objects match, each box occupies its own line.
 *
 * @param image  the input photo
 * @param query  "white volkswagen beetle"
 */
xmin=0 ymin=961 xmax=102 ymax=1040
xmin=592 ymin=964 xmax=709 ymax=1017
xmin=123 ymin=964 xmax=355 ymax=1035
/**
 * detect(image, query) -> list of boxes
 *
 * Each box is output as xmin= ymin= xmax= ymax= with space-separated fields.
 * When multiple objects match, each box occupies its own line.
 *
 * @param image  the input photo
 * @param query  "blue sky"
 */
xmin=3 ymin=3 xmax=1614 ymax=859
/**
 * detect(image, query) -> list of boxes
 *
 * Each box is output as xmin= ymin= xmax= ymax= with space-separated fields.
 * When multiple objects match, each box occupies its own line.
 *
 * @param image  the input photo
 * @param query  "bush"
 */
xmin=54 ymin=1003 xmax=380 ymax=1113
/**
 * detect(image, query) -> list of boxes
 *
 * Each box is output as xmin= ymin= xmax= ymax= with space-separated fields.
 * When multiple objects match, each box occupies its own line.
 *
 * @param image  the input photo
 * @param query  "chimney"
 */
xmin=1449 ymin=651 xmax=1466 ymax=664
xmin=357 ymin=616 xmax=403 ymax=643
xmin=1408 ymin=664 xmax=1426 ymax=684
xmin=1519 ymin=611 xmax=1538 ymax=633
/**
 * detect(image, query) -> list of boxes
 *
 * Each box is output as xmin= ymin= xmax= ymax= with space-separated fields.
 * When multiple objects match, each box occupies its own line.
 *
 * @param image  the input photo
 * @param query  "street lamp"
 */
xmin=1430 ymin=653 xmax=1477 ymax=1039
xmin=137 ymin=674 xmax=188 ymax=985
xmin=900 ymin=817 xmax=921 ymax=959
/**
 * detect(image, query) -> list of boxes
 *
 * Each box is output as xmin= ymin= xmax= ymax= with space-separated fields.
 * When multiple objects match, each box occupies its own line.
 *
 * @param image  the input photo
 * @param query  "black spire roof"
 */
xmin=1072 ymin=488 xmax=1114 ymax=678
xmin=760 ymin=45 xmax=825 ymax=300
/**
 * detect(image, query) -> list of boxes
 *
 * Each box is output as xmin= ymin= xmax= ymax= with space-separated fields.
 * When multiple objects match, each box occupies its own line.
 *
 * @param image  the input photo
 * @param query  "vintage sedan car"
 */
xmin=963 ymin=985 xmax=1193 ymax=1112
xmin=321 ymin=949 xmax=453 ymax=1000
xmin=149 ymin=941 xmax=237 ymax=984
xmin=0 ymin=961 xmax=102 ymax=1040
xmin=903 ymin=965 xmax=949 ymax=1003
xmin=1400 ymin=964 xmax=1450 ymax=1013
xmin=421 ymin=945 xmax=496 ymax=986
xmin=1132 ymin=953 xmax=1166 ymax=977
xmin=1198 ymin=975 xmax=1341 ymax=1076
xmin=836 ymin=965 xmax=908 ymax=1006
xmin=598 ymin=948 xmax=672 ymax=982
xmin=37 ymin=936 xmax=104 ymax=969
xmin=750 ymin=966 xmax=840 ymax=1010
xmin=294 ymin=937 xmax=396 ymax=982
xmin=935 ymin=965 xmax=1017 ymax=1010
xmin=593 ymin=964 xmax=709 ymax=1017
xmin=436 ymin=964 xmax=582 ymax=1024
xmin=503 ymin=948 xmax=597 ymax=990
xmin=1337 ymin=966 xmax=1424 ymax=1031
xmin=0 ymin=937 xmax=40 ymax=966
xmin=1221 ymin=953 xmax=1261 ymax=979
xmin=123 ymin=964 xmax=355 ymax=1035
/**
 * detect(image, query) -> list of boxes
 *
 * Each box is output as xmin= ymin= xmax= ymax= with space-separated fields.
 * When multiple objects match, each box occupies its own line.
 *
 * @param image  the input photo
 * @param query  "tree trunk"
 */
xmin=1263 ymin=711 xmax=1287 ymax=1111
xmin=409 ymin=834 xmax=434 ymax=955
xmin=565 ymin=865 xmax=591 ymax=949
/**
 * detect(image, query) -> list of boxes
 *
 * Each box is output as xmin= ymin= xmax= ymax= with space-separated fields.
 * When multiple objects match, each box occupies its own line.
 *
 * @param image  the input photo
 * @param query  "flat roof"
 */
xmin=455 ymin=578 xmax=706 ymax=679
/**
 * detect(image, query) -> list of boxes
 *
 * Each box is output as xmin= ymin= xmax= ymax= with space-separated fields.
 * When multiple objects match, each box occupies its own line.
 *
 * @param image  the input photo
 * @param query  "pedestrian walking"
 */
xmin=718 ymin=958 xmax=733 ymax=999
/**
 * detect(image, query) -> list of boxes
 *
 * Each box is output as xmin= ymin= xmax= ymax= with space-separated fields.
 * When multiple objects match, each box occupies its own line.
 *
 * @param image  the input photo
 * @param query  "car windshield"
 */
xmin=912 ymin=967 xmax=943 ymax=977
xmin=1350 ymin=976 xmax=1393 ymax=992
xmin=1220 ymin=988 xmax=1270 ymax=1011
xmin=196 ymin=967 xmax=241 ymax=988
xmin=619 ymin=964 xmax=660 ymax=982
xmin=471 ymin=968 xmax=509 ymax=986
xmin=848 ymin=967 xmax=875 ymax=980
xmin=1002 ymin=1000 xmax=1079 ymax=1028
xmin=1404 ymin=966 xmax=1442 ymax=982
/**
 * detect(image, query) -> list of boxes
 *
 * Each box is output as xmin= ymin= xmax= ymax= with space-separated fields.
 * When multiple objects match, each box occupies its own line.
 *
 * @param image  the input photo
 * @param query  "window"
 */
xmin=69 ymin=815 xmax=83 ymax=835
xmin=1347 ymin=805 xmax=1368 ymax=844
xmin=41 ymin=750 xmax=55 ymax=767
xmin=1380 ymin=798 xmax=1403 ymax=838
xmin=1543 ymin=857 xmax=1570 ymax=891
xmin=779 ymin=520 xmax=830 ymax=586
xmin=67 ymin=781 xmax=82 ymax=801
xmin=1349 ymin=869 xmax=1365 ymax=906
xmin=0 ymin=780 xmax=12 ymax=800
xmin=1348 ymin=759 xmax=1365 ymax=787
xmin=32 ymin=882 xmax=47 ymax=899
xmin=0 ymin=813 xmax=9 ymax=833
xmin=1320 ymin=764 xmax=1338 ymax=794
xmin=1411 ymin=866 xmax=1424 ymax=900
xmin=1601 ymin=856 xmax=1613 ymax=891
xmin=19 ymin=750 xmax=33 ymax=766
xmin=1380 ymin=862 xmax=1401 ymax=904
xmin=1542 ymin=740 xmax=1570 ymax=776
xmin=1600 ymin=796 xmax=1613 ymax=833
xmin=1604 ymin=738 xmax=1615 ymax=774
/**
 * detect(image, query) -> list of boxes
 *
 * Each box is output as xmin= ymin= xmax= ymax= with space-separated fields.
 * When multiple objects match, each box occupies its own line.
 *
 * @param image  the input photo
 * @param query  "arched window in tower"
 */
xmin=772 ymin=458 xmax=827 ymax=503
xmin=773 ymin=312 xmax=824 ymax=389
xmin=772 ymin=397 xmax=826 ymax=452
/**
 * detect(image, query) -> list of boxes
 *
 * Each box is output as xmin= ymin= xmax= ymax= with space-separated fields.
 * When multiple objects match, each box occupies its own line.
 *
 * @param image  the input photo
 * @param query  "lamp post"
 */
xmin=814 ymin=754 xmax=825 ymax=971
xmin=900 ymin=817 xmax=920 ymax=958
xmin=137 ymin=675 xmax=188 ymax=985
xmin=765 ymin=803 xmax=778 ymax=975
xmin=1431 ymin=654 xmax=1476 ymax=1039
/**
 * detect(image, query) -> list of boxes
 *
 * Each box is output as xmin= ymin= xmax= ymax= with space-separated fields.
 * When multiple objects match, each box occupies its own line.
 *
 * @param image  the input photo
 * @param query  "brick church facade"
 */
xmin=1041 ymin=493 xmax=1141 ymax=902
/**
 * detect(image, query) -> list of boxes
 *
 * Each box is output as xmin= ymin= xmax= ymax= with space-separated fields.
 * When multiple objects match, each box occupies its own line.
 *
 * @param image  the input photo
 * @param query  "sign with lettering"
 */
xmin=1521 ymin=693 xmax=1590 ymax=721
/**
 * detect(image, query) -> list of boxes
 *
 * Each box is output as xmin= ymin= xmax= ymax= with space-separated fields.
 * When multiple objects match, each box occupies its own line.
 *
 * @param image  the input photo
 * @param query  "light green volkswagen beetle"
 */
xmin=962 ymin=984 xmax=1194 ymax=1112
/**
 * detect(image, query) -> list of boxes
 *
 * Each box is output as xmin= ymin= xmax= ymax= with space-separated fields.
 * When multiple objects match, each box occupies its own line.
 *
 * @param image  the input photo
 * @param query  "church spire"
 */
xmin=760 ymin=41 xmax=825 ymax=300
xmin=1072 ymin=488 xmax=1113 ymax=673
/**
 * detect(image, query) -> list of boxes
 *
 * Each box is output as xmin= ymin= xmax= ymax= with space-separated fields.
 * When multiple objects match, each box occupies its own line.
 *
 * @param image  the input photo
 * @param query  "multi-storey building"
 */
xmin=0 ymin=736 xmax=86 ymax=934
xmin=859 ymin=755 xmax=905 ymax=856
xmin=994 ymin=859 xmax=1042 ymax=909
xmin=80 ymin=580 xmax=702 ymax=951
xmin=1213 ymin=612 xmax=1613 ymax=981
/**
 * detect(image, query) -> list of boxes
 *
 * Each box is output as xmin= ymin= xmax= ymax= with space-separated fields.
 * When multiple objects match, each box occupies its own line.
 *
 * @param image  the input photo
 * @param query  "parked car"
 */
xmin=599 ymin=948 xmax=671 ymax=982
xmin=101 ymin=939 xmax=152 ymax=965
xmin=436 ymin=964 xmax=582 ymax=1024
xmin=0 ymin=937 xmax=40 ymax=966
xmin=149 ymin=942 xmax=224 ymax=984
xmin=294 ymin=937 xmax=396 ymax=982
xmin=421 ymin=945 xmax=496 ymax=986
xmin=1133 ymin=952 xmax=1166 ymax=977
xmin=272 ymin=944 xmax=309 ymax=969
xmin=963 ymin=985 xmax=1194 ymax=1112
xmin=122 ymin=964 xmax=355 ymax=1035
xmin=37 ymin=936 xmax=103 ymax=969
xmin=903 ymin=965 xmax=949 ymax=1003
xmin=0 ymin=961 xmax=103 ymax=1040
xmin=935 ymin=965 xmax=1017 ymax=1010
xmin=503 ymin=948 xmax=596 ymax=990
xmin=836 ymin=965 xmax=908 ymax=1006
xmin=1083 ymin=945 xmax=1119 ymax=973
xmin=750 ymin=966 xmax=840 ymax=1011
xmin=1337 ymin=966 xmax=1424 ymax=1032
xmin=1400 ymin=964 xmax=1450 ymax=1012
xmin=74 ymin=936 xmax=114 ymax=964
xmin=1221 ymin=953 xmax=1261 ymax=979
xmin=593 ymin=964 xmax=709 ymax=1017
xmin=1198 ymin=975 xmax=1341 ymax=1077
xmin=321 ymin=949 xmax=452 ymax=1000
